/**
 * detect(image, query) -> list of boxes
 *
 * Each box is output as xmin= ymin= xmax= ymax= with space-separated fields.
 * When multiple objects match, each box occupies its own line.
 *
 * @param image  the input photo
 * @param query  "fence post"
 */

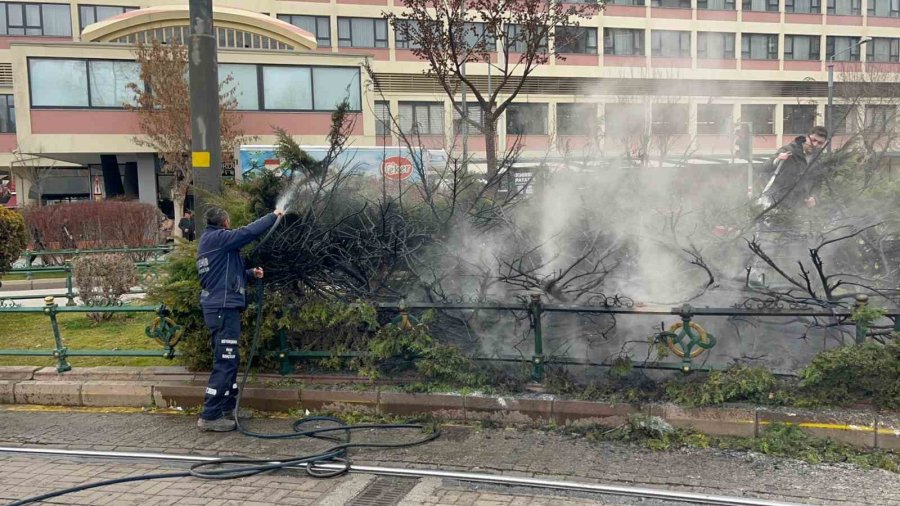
xmin=277 ymin=325 xmax=292 ymax=376
xmin=25 ymin=251 xmax=34 ymax=281
xmin=45 ymin=296 xmax=71 ymax=373
xmin=854 ymin=293 xmax=869 ymax=345
xmin=64 ymin=264 xmax=76 ymax=306
xmin=529 ymin=293 xmax=544 ymax=383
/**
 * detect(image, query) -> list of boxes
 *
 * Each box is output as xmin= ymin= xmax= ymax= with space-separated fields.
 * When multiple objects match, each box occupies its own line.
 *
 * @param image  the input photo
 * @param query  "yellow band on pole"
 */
xmin=192 ymin=151 xmax=211 ymax=168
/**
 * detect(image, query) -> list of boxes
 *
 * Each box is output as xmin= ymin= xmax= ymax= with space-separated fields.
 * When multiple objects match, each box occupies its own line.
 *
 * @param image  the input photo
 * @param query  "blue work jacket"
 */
xmin=196 ymin=213 xmax=277 ymax=311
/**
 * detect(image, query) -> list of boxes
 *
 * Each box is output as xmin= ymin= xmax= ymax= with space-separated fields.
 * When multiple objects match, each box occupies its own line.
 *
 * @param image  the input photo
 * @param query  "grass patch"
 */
xmin=575 ymin=415 xmax=899 ymax=473
xmin=1 ymin=271 xmax=69 ymax=281
xmin=0 ymin=312 xmax=174 ymax=368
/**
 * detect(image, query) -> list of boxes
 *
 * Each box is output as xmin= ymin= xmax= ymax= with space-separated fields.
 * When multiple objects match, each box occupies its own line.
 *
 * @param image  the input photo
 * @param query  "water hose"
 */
xmin=6 ymin=211 xmax=439 ymax=506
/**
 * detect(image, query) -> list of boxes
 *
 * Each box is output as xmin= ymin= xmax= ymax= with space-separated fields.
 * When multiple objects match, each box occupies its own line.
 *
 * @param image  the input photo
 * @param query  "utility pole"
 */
xmin=188 ymin=0 xmax=221 ymax=232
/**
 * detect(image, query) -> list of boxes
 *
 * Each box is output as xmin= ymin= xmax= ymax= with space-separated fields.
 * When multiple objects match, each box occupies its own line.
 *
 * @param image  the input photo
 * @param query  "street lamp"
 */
xmin=827 ymin=36 xmax=871 ymax=152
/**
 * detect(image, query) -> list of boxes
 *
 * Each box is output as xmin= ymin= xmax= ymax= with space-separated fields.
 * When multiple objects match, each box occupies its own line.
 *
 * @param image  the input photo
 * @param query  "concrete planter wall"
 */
xmin=1 ymin=366 xmax=897 ymax=450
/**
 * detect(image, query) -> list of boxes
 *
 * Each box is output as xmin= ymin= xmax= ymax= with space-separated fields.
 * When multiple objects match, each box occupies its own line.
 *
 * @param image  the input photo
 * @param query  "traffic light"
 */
xmin=734 ymin=123 xmax=752 ymax=160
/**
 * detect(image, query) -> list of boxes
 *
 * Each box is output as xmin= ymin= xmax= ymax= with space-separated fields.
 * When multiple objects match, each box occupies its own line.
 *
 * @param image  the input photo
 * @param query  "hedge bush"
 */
xmin=0 ymin=206 xmax=27 ymax=278
xmin=22 ymin=201 xmax=162 ymax=263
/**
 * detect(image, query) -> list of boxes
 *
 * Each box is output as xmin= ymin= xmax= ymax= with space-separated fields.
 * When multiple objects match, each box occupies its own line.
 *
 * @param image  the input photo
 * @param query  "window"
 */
xmin=113 ymin=25 xmax=293 ymax=50
xmin=1 ymin=2 xmax=72 ymax=36
xmin=505 ymin=24 xmax=547 ymax=53
xmin=277 ymin=15 xmax=331 ymax=47
xmin=29 ymin=58 xmax=144 ymax=108
xmin=608 ymin=0 xmax=645 ymax=4
xmin=740 ymin=104 xmax=775 ymax=134
xmin=263 ymin=67 xmax=311 ymax=110
xmin=453 ymin=103 xmax=485 ymax=134
xmin=260 ymin=66 xmax=361 ymax=111
xmin=651 ymin=0 xmax=690 ymax=7
xmin=742 ymin=34 xmax=778 ymax=60
xmin=312 ymin=67 xmax=361 ymax=111
xmin=375 ymin=101 xmax=391 ymax=136
xmin=651 ymin=31 xmax=690 ymax=58
xmin=785 ymin=0 xmax=821 ymax=12
xmin=605 ymin=103 xmax=645 ymax=136
xmin=87 ymin=60 xmax=140 ymax=107
xmin=506 ymin=104 xmax=547 ymax=136
xmin=865 ymin=105 xmax=897 ymax=133
xmin=79 ymin=5 xmax=136 ymax=31
xmin=697 ymin=104 xmax=733 ymax=134
xmin=784 ymin=105 xmax=817 ymax=134
xmin=604 ymin=28 xmax=644 ymax=56
xmin=826 ymin=105 xmax=857 ymax=134
xmin=337 ymin=17 xmax=387 ymax=48
xmin=826 ymin=36 xmax=863 ymax=61
xmin=742 ymin=0 xmax=780 ymax=10
xmin=827 ymin=0 xmax=861 ymax=14
xmin=784 ymin=35 xmax=821 ymax=60
xmin=555 ymin=26 xmax=597 ymax=54
xmin=867 ymin=38 xmax=900 ymax=63
xmin=220 ymin=63 xmax=260 ymax=110
xmin=651 ymin=104 xmax=688 ymax=134
xmin=698 ymin=0 xmax=736 ymax=9
xmin=30 ymin=59 xmax=89 ymax=106
xmin=399 ymin=102 xmax=443 ymax=135
xmin=29 ymin=58 xmax=359 ymax=111
xmin=462 ymin=22 xmax=495 ymax=51
xmin=0 ymin=95 xmax=14 ymax=133
xmin=698 ymin=32 xmax=735 ymax=59
xmin=868 ymin=0 xmax=900 ymax=17
xmin=557 ymin=103 xmax=596 ymax=135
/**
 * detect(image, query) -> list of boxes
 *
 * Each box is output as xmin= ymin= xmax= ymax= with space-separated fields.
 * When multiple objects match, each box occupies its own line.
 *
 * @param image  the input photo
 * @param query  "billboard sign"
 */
xmin=238 ymin=145 xmax=445 ymax=184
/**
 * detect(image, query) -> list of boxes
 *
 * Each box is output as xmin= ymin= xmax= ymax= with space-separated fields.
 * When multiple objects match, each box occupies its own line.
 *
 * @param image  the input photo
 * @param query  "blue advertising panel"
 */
xmin=238 ymin=145 xmax=445 ymax=183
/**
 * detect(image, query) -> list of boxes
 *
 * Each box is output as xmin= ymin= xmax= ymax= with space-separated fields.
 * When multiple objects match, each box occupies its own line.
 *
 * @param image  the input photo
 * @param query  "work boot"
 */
xmin=223 ymin=408 xmax=254 ymax=421
xmin=196 ymin=417 xmax=236 ymax=432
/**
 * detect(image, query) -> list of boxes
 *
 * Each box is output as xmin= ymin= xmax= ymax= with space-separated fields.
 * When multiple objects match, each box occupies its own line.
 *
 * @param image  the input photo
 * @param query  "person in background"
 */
xmin=195 ymin=206 xmax=283 ymax=432
xmin=178 ymin=210 xmax=195 ymax=241
xmin=757 ymin=125 xmax=828 ymax=211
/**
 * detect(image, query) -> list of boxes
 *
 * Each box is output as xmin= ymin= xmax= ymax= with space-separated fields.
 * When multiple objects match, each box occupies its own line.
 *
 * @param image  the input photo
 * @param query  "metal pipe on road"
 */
xmin=0 ymin=446 xmax=803 ymax=506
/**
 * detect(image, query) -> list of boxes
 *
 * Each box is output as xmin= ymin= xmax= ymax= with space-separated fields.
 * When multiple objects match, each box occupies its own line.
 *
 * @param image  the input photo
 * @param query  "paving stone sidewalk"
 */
xmin=0 ymin=407 xmax=898 ymax=505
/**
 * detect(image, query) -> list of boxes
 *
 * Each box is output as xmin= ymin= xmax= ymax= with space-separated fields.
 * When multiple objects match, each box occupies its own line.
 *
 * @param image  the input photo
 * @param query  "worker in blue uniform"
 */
xmin=195 ymin=206 xmax=283 ymax=432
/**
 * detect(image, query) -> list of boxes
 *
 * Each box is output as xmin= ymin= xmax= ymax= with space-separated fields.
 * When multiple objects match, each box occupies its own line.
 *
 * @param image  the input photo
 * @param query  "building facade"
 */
xmin=0 ymin=0 xmax=897 ymax=207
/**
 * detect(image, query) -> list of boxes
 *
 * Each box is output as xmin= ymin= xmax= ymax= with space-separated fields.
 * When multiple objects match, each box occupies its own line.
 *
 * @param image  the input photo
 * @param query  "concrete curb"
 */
xmin=1 ymin=366 xmax=897 ymax=450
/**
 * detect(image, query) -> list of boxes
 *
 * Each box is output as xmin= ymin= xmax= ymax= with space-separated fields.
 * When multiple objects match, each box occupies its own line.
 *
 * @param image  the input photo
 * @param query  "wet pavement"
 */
xmin=0 ymin=406 xmax=897 ymax=505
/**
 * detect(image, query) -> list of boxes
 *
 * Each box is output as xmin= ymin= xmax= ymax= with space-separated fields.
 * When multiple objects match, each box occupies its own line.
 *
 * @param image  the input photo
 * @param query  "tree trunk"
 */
xmin=172 ymin=186 xmax=185 ymax=239
xmin=484 ymin=119 xmax=499 ymax=181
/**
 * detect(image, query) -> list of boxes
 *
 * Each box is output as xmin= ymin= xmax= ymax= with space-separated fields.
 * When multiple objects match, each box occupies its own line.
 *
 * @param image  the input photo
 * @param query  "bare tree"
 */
xmin=126 ymin=40 xmax=245 ymax=236
xmin=386 ymin=0 xmax=601 ymax=178
xmin=11 ymin=146 xmax=61 ymax=207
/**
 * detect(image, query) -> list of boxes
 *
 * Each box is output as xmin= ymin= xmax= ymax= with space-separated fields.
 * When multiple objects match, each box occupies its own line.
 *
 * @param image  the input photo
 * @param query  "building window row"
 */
xmin=376 ymin=101 xmax=896 ymax=138
xmin=0 ymin=2 xmax=71 ymax=36
xmin=601 ymin=31 xmax=899 ymax=62
xmin=28 ymin=58 xmax=362 ymax=112
xmin=79 ymin=5 xmax=136 ymax=31
xmin=586 ymin=0 xmax=897 ymax=14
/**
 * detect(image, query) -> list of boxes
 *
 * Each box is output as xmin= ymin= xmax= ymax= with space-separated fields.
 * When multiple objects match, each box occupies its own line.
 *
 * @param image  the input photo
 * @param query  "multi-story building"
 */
xmin=0 ymin=0 xmax=897 ymax=208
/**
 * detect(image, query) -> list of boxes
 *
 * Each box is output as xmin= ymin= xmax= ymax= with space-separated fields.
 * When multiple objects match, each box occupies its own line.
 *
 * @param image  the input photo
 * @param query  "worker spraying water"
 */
xmin=195 ymin=205 xmax=285 ymax=432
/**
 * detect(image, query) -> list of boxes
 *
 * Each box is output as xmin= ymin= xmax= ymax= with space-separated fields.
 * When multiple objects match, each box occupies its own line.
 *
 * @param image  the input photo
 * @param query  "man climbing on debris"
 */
xmin=757 ymin=125 xmax=828 ymax=212
xmin=195 ymin=206 xmax=283 ymax=432
xmin=747 ymin=125 xmax=829 ymax=287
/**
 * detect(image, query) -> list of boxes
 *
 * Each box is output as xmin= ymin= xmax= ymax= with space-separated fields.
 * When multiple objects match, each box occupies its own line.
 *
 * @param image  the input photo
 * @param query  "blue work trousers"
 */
xmin=200 ymin=308 xmax=242 ymax=421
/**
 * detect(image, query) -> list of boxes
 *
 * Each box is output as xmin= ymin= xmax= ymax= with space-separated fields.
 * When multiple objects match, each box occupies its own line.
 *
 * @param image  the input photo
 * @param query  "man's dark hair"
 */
xmin=810 ymin=125 xmax=828 ymax=138
xmin=205 ymin=207 xmax=229 ymax=227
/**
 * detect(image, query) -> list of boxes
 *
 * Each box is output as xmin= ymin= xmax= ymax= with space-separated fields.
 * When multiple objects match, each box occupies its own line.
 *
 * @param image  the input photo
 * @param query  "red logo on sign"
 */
xmin=381 ymin=156 xmax=414 ymax=181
